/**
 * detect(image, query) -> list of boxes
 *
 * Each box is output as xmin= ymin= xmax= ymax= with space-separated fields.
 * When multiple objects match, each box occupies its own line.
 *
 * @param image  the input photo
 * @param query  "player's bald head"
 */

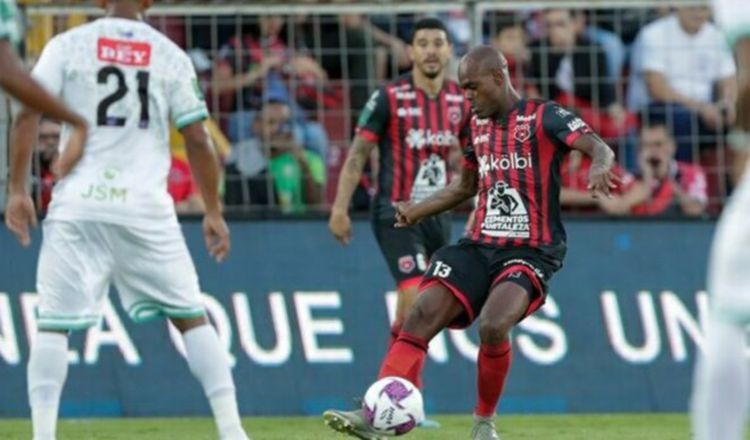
xmin=96 ymin=0 xmax=153 ymax=11
xmin=458 ymin=46 xmax=518 ymax=119
xmin=459 ymin=45 xmax=508 ymax=79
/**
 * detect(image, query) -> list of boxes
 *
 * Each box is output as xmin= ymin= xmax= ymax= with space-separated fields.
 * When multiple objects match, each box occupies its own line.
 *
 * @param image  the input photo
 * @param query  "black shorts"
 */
xmin=372 ymin=213 xmax=451 ymax=287
xmin=420 ymin=239 xmax=561 ymax=329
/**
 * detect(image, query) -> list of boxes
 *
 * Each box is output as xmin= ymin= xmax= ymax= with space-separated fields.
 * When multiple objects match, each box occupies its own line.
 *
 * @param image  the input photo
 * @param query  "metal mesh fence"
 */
xmin=21 ymin=0 xmax=729 ymax=218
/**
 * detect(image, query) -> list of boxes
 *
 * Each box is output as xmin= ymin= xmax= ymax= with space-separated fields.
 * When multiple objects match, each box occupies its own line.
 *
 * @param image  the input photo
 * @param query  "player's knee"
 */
xmin=170 ymin=315 xmax=208 ymax=333
xmin=478 ymin=314 xmax=514 ymax=345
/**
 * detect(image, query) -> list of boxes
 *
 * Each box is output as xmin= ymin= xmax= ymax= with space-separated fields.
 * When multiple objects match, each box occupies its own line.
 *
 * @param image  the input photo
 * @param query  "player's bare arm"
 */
xmin=570 ymin=134 xmax=619 ymax=199
xmin=395 ymin=162 xmax=478 ymax=227
xmin=182 ymin=121 xmax=230 ymax=263
xmin=729 ymin=38 xmax=750 ymax=183
xmin=5 ymin=106 xmax=40 ymax=247
xmin=0 ymin=41 xmax=88 ymax=180
xmin=328 ymin=135 xmax=376 ymax=245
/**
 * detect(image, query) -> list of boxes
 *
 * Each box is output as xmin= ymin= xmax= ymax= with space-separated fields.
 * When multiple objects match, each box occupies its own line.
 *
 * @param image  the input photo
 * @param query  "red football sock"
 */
xmin=378 ymin=332 xmax=428 ymax=388
xmin=475 ymin=341 xmax=512 ymax=418
xmin=387 ymin=322 xmax=402 ymax=349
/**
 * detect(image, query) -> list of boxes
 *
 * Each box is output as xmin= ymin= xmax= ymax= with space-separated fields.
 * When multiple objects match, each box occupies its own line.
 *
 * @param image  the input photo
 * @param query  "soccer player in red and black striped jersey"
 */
xmin=324 ymin=46 xmax=618 ymax=440
xmin=329 ymin=18 xmax=471 ymax=346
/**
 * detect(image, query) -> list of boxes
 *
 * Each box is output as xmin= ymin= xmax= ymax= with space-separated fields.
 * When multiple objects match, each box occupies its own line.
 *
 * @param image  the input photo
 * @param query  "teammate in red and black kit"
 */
xmin=329 ymin=18 xmax=471 ymax=346
xmin=324 ymin=46 xmax=618 ymax=440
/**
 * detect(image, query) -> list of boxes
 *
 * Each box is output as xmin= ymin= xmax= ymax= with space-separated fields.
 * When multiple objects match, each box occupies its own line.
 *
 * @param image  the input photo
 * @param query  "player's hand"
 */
xmin=588 ymin=166 xmax=619 ymax=199
xmin=5 ymin=192 xmax=37 ymax=247
xmin=394 ymin=202 xmax=419 ymax=228
xmin=329 ymin=208 xmax=352 ymax=245
xmin=203 ymin=212 xmax=230 ymax=263
xmin=52 ymin=121 xmax=87 ymax=179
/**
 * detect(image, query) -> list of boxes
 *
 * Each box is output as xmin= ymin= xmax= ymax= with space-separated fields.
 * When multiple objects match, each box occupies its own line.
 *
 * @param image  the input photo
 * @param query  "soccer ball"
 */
xmin=362 ymin=376 xmax=424 ymax=436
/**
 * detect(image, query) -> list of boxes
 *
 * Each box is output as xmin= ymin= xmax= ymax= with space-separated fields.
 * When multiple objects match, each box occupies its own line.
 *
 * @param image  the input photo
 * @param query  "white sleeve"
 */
xmin=639 ymin=27 xmax=668 ymax=74
xmin=31 ymin=35 xmax=66 ymax=97
xmin=168 ymin=51 xmax=209 ymax=129
xmin=717 ymin=36 xmax=737 ymax=78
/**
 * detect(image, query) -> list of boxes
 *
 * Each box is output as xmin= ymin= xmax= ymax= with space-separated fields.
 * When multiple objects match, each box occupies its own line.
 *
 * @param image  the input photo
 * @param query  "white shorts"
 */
xmin=36 ymin=220 xmax=205 ymax=330
xmin=707 ymin=180 xmax=750 ymax=324
xmin=713 ymin=0 xmax=750 ymax=46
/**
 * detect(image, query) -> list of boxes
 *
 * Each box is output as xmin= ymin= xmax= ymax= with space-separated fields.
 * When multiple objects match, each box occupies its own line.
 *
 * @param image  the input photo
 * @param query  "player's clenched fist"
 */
xmin=394 ymin=202 xmax=419 ymax=228
xmin=329 ymin=208 xmax=352 ymax=245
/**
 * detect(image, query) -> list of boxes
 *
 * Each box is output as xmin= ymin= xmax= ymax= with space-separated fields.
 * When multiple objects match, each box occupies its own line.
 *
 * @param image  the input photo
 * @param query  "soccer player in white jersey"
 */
xmin=5 ymin=1 xmax=251 ymax=439
xmin=691 ymin=1 xmax=750 ymax=439
xmin=0 ymin=0 xmax=87 ymax=183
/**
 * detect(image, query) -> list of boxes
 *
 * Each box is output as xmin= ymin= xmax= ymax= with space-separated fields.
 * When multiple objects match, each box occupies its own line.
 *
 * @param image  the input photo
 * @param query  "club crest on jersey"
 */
xmin=448 ymin=106 xmax=463 ymax=124
xmin=98 ymin=38 xmax=151 ymax=67
xmin=513 ymin=123 xmax=532 ymax=142
xmin=398 ymin=255 xmax=416 ymax=274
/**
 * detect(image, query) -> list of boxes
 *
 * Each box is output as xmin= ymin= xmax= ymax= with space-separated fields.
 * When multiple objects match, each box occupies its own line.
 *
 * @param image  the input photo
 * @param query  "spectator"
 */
xmin=560 ymin=150 xmax=635 ymax=213
xmin=212 ymin=15 xmax=328 ymax=117
xmin=634 ymin=6 xmax=737 ymax=160
xmin=167 ymin=156 xmax=204 ymax=214
xmin=167 ymin=118 xmax=230 ymax=214
xmin=225 ymin=100 xmax=325 ymax=213
xmin=527 ymin=8 xmax=631 ymax=139
xmin=32 ymin=118 xmax=60 ymax=212
xmin=574 ymin=10 xmax=626 ymax=79
xmin=599 ymin=123 xmax=708 ymax=216
xmin=487 ymin=12 xmax=529 ymax=90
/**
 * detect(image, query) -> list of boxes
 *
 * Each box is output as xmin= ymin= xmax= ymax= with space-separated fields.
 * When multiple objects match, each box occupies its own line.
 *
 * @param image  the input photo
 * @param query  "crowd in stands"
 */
xmin=29 ymin=5 xmax=735 ymax=218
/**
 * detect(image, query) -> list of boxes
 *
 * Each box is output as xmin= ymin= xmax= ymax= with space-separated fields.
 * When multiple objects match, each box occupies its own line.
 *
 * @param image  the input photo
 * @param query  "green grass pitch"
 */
xmin=0 ymin=414 xmax=728 ymax=439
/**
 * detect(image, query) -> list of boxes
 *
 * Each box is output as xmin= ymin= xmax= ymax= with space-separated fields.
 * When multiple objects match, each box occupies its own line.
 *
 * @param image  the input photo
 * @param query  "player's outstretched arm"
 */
xmin=182 ymin=121 xmax=230 ymax=263
xmin=395 ymin=163 xmax=478 ymax=227
xmin=329 ymin=135 xmax=376 ymax=245
xmin=570 ymin=134 xmax=619 ymax=199
xmin=729 ymin=38 xmax=750 ymax=183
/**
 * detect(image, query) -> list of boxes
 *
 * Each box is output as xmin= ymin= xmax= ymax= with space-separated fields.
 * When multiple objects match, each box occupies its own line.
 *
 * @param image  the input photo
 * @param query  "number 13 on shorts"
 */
xmin=432 ymin=261 xmax=452 ymax=278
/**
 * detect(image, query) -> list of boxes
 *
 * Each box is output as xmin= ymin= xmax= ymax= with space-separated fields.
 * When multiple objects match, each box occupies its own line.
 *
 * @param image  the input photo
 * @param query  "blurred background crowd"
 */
xmin=15 ymin=0 xmax=732 ymax=218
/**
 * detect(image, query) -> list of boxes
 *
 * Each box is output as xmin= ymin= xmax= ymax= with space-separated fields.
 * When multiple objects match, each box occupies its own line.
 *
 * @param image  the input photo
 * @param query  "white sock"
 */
xmin=183 ymin=325 xmax=248 ymax=440
xmin=28 ymin=332 xmax=69 ymax=440
xmin=691 ymin=318 xmax=749 ymax=440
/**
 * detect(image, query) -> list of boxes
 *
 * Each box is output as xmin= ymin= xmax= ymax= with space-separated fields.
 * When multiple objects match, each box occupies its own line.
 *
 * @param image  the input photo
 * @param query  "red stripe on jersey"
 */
xmin=536 ymin=104 xmax=554 ymax=244
xmin=483 ymin=120 xmax=505 ymax=245
xmin=416 ymin=90 xmax=429 ymax=194
xmin=462 ymin=156 xmax=478 ymax=170
xmin=97 ymin=38 xmax=152 ymax=66
xmin=401 ymin=88 xmax=417 ymax=201
xmin=526 ymin=104 xmax=541 ymax=247
xmin=357 ymin=128 xmax=380 ymax=144
xmin=564 ymin=130 xmax=585 ymax=147
xmin=472 ymin=120 xmax=491 ymax=243
xmin=388 ymin=83 xmax=403 ymax=202
xmin=428 ymin=93 xmax=440 ymax=170
xmin=507 ymin=106 xmax=523 ymax=247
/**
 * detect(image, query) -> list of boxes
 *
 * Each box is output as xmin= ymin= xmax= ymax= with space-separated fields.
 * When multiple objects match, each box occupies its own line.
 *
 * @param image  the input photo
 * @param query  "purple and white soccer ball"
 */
xmin=362 ymin=376 xmax=425 ymax=436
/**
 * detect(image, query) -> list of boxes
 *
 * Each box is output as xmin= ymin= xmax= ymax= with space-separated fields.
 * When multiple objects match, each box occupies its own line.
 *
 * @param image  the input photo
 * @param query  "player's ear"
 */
xmin=493 ymin=69 xmax=505 ymax=86
xmin=407 ymin=44 xmax=415 ymax=63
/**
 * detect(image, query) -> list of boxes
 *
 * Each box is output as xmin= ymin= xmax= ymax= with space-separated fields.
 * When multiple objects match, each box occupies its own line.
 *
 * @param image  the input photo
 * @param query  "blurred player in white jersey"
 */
xmin=0 ymin=0 xmax=87 ymax=180
xmin=5 ymin=1 xmax=251 ymax=439
xmin=691 ymin=1 xmax=750 ymax=439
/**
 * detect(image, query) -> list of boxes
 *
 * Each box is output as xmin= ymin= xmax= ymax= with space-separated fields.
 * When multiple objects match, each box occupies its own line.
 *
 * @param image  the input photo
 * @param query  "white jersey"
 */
xmin=713 ymin=0 xmax=750 ymax=46
xmin=32 ymin=17 xmax=209 ymax=228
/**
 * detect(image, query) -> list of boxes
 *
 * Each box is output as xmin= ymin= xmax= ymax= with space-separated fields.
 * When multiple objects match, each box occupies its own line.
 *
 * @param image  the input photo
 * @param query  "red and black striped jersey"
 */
xmin=355 ymin=73 xmax=472 ymax=218
xmin=463 ymin=99 xmax=594 ymax=260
